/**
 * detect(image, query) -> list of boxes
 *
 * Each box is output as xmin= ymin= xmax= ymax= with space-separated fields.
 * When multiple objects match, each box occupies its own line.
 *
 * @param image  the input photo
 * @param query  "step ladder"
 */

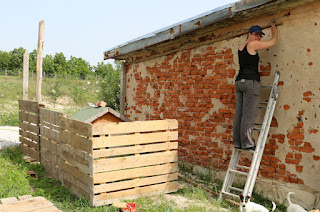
xmin=219 ymin=71 xmax=280 ymax=200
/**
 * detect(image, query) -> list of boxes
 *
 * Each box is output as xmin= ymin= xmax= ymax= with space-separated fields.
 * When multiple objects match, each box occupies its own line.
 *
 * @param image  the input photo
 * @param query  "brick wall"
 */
xmin=124 ymin=1 xmax=320 ymax=196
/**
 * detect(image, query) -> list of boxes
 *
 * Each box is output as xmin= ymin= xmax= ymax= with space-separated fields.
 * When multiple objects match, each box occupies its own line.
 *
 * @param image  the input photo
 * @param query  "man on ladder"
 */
xmin=219 ymin=22 xmax=279 ymax=200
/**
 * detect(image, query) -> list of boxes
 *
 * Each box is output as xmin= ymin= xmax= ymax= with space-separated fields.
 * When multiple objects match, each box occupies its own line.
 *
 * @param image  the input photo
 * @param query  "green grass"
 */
xmin=0 ymin=75 xmax=101 ymax=126
xmin=0 ymin=146 xmax=238 ymax=212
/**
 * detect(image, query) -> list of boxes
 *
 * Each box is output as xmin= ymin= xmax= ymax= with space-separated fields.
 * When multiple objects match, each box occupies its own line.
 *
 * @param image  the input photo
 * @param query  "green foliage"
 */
xmin=67 ymin=56 xmax=92 ymax=79
xmin=0 ymin=111 xmax=19 ymax=126
xmin=47 ymin=79 xmax=63 ymax=103
xmin=72 ymin=83 xmax=86 ymax=104
xmin=98 ymin=61 xmax=121 ymax=111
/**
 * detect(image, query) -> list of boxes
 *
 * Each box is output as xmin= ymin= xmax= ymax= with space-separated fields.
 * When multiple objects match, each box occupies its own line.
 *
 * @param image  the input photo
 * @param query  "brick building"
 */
xmin=104 ymin=0 xmax=320 ymax=209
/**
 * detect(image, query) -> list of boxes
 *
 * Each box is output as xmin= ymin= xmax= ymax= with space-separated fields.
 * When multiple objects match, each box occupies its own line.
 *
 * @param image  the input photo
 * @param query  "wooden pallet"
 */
xmin=0 ymin=195 xmax=61 ymax=212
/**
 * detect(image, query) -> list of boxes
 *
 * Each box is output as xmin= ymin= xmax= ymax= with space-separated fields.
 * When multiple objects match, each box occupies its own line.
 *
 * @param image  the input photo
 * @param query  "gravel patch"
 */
xmin=0 ymin=126 xmax=20 ymax=150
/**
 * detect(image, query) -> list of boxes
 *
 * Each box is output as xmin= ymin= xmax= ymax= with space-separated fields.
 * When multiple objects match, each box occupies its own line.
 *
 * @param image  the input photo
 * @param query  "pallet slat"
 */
xmin=94 ymin=163 xmax=178 ymax=184
xmin=19 ymin=100 xmax=39 ymax=114
xmin=20 ymin=137 xmax=39 ymax=150
xmin=93 ymin=141 xmax=178 ymax=158
xmin=92 ymin=131 xmax=178 ymax=148
xmin=60 ymin=130 xmax=92 ymax=153
xmin=94 ymin=173 xmax=178 ymax=194
xmin=19 ymin=111 xmax=39 ymax=124
xmin=20 ymin=144 xmax=40 ymax=161
xmin=93 ymin=151 xmax=178 ymax=173
xmin=60 ymin=144 xmax=93 ymax=175
xmin=93 ymin=181 xmax=178 ymax=206
xmin=59 ymin=116 xmax=92 ymax=137
xmin=19 ymin=129 xmax=39 ymax=142
xmin=60 ymin=161 xmax=93 ymax=186
xmin=19 ymin=121 xmax=39 ymax=134
xmin=92 ymin=119 xmax=178 ymax=135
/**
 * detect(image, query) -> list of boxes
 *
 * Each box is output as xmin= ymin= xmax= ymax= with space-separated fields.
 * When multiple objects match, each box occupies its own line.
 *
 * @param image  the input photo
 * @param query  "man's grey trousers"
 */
xmin=233 ymin=79 xmax=260 ymax=149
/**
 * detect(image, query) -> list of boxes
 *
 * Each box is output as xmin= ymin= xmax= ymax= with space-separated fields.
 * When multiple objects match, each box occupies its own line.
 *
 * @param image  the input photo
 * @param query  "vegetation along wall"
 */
xmin=123 ymin=1 xmax=320 ymax=208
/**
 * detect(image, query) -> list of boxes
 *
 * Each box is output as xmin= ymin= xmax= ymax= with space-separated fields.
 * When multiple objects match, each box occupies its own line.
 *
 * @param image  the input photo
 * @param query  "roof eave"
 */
xmin=104 ymin=0 xmax=274 ymax=60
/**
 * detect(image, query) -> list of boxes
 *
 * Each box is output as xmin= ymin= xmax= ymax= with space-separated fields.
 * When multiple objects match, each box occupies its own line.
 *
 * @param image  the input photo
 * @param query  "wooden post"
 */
xmin=120 ymin=61 xmax=126 ymax=115
xmin=36 ymin=20 xmax=45 ymax=103
xmin=23 ymin=50 xmax=29 ymax=100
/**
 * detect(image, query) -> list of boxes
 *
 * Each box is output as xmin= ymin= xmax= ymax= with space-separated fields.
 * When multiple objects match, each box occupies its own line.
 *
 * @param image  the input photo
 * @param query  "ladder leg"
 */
xmin=219 ymin=149 xmax=241 ymax=200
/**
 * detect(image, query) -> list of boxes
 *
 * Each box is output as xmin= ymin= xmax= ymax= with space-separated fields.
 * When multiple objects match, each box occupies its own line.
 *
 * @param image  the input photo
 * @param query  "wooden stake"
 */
xmin=23 ymin=50 xmax=29 ymax=100
xmin=36 ymin=20 xmax=45 ymax=103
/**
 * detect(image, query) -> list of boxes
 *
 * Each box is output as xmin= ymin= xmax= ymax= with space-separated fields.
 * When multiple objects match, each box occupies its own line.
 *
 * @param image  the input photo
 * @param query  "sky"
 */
xmin=1 ymin=0 xmax=239 ymax=67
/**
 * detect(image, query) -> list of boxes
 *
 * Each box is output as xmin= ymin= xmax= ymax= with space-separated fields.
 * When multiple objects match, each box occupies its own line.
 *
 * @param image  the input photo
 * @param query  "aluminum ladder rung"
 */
xmin=259 ymin=106 xmax=267 ymax=109
xmin=259 ymin=102 xmax=268 ymax=104
xmin=235 ymin=164 xmax=250 ymax=170
xmin=261 ymin=85 xmax=272 ymax=88
xmin=221 ymin=191 xmax=240 ymax=199
xmin=229 ymin=186 xmax=244 ymax=193
xmin=254 ymin=123 xmax=262 ymax=125
xmin=229 ymin=169 xmax=248 ymax=176
xmin=253 ymin=127 xmax=261 ymax=131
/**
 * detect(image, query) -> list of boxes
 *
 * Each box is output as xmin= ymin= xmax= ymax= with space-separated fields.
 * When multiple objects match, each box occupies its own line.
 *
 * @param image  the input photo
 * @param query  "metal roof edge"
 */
xmin=104 ymin=0 xmax=273 ymax=60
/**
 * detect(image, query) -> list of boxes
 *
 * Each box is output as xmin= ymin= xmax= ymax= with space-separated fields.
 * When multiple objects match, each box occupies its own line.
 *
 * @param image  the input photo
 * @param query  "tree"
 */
xmin=9 ymin=47 xmax=26 ymax=74
xmin=54 ymin=52 xmax=67 ymax=74
xmin=29 ymin=49 xmax=37 ymax=74
xmin=94 ymin=61 xmax=114 ymax=78
xmin=67 ymin=56 xmax=92 ymax=79
xmin=0 ymin=51 xmax=11 ymax=72
xmin=43 ymin=54 xmax=55 ymax=76
xmin=98 ymin=61 xmax=121 ymax=111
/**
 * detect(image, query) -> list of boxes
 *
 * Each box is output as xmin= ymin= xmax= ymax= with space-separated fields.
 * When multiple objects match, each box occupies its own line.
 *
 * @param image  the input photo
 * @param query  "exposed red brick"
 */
xmin=283 ymin=104 xmax=290 ymax=110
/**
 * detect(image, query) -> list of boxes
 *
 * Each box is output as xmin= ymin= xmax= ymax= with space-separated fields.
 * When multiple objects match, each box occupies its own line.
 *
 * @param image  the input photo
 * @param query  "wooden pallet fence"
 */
xmin=59 ymin=116 xmax=94 ymax=201
xmin=39 ymin=108 xmax=63 ymax=180
xmin=18 ymin=100 xmax=41 ymax=161
xmin=91 ymin=119 xmax=179 ymax=206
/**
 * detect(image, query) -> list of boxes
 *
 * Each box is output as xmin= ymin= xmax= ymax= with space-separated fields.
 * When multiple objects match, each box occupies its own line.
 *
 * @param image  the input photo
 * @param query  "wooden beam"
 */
xmin=23 ymin=50 xmax=29 ymax=100
xmin=36 ymin=20 xmax=45 ymax=103
xmin=120 ymin=61 xmax=126 ymax=115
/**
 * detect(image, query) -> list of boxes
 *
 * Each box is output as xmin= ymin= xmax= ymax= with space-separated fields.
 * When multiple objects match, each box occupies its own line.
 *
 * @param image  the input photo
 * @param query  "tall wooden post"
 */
xmin=23 ymin=50 xmax=29 ymax=100
xmin=120 ymin=61 xmax=126 ymax=115
xmin=36 ymin=20 xmax=45 ymax=103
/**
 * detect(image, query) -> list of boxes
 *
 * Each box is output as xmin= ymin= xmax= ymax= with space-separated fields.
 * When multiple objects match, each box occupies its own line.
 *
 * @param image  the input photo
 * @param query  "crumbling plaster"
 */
xmin=125 ymin=1 xmax=320 ymax=208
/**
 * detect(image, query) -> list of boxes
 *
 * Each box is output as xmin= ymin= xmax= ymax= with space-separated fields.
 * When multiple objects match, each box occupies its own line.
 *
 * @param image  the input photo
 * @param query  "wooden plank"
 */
xmin=41 ymin=148 xmax=58 ymax=165
xmin=19 ymin=129 xmax=39 ymax=142
xmin=93 ymin=181 xmax=177 ymax=206
xmin=40 ymin=126 xmax=59 ymax=143
xmin=94 ymin=173 xmax=178 ymax=194
xmin=19 ymin=100 xmax=39 ymax=114
xmin=20 ymin=137 xmax=39 ymax=150
xmin=94 ymin=163 xmax=178 ymax=184
xmin=93 ymin=141 xmax=178 ymax=158
xmin=60 ymin=161 xmax=93 ymax=187
xmin=60 ymin=130 xmax=92 ymax=153
xmin=19 ymin=121 xmax=39 ymax=135
xmin=0 ymin=197 xmax=18 ymax=204
xmin=40 ymin=108 xmax=62 ymax=124
xmin=41 ymin=157 xmax=60 ymax=180
xmin=20 ymin=144 xmax=40 ymax=161
xmin=92 ymin=119 xmax=178 ymax=135
xmin=59 ymin=116 xmax=92 ymax=137
xmin=19 ymin=111 xmax=39 ymax=124
xmin=41 ymin=137 xmax=58 ymax=155
xmin=92 ymin=130 xmax=178 ymax=148
xmin=93 ymin=151 xmax=178 ymax=173
xmin=61 ymin=170 xmax=92 ymax=200
xmin=0 ymin=196 xmax=56 ymax=211
xmin=60 ymin=144 xmax=93 ymax=175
